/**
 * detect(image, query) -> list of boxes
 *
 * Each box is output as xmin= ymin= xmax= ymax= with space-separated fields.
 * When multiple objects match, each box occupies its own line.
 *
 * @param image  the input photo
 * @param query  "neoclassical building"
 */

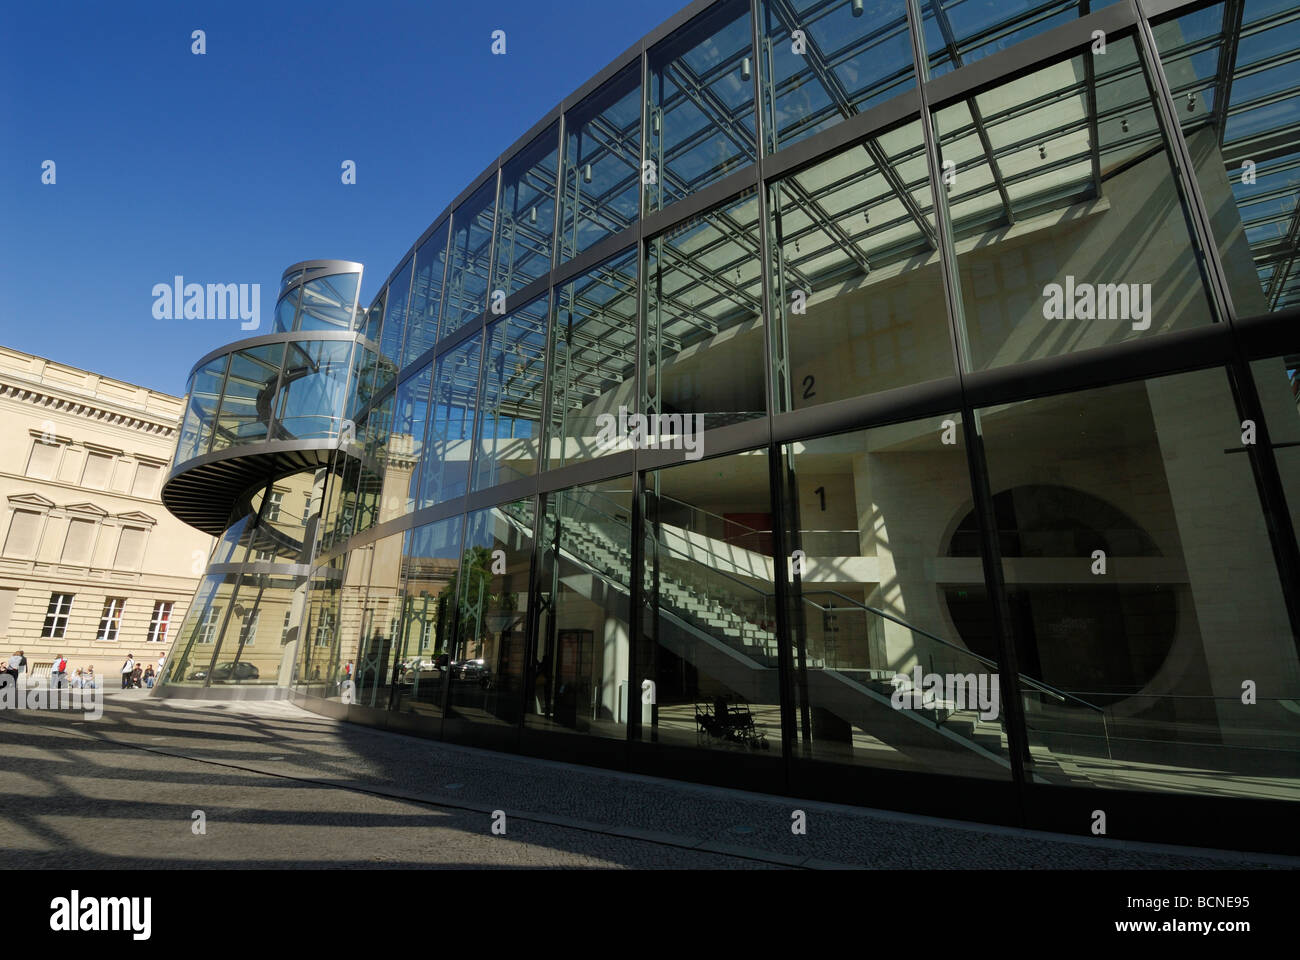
xmin=0 ymin=346 xmax=213 ymax=681
xmin=157 ymin=0 xmax=1300 ymax=853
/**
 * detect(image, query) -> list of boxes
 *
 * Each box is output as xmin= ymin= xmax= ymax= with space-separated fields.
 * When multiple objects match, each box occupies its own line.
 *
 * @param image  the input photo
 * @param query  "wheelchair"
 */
xmin=695 ymin=695 xmax=770 ymax=750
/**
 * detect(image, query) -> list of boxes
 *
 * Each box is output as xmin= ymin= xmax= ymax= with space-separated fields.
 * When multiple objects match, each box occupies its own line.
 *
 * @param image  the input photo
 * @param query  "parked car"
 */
xmin=189 ymin=662 xmax=260 ymax=682
xmin=396 ymin=658 xmax=437 ymax=683
xmin=459 ymin=659 xmax=490 ymax=681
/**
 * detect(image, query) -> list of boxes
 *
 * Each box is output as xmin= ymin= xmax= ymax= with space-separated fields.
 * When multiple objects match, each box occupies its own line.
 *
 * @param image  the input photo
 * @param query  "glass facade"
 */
xmin=161 ymin=0 xmax=1300 ymax=848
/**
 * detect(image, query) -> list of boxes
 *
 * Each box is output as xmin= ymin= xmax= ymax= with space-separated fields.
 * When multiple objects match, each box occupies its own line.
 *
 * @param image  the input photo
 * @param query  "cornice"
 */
xmin=0 ymin=379 xmax=179 ymax=439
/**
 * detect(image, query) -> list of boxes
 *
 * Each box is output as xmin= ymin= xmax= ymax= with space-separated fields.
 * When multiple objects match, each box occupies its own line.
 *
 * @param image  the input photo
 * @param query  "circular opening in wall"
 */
xmin=944 ymin=485 xmax=1178 ymax=707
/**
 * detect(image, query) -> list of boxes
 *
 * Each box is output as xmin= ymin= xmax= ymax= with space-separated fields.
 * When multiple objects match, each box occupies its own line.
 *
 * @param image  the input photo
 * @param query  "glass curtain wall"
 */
xmin=266 ymin=0 xmax=1300 ymax=829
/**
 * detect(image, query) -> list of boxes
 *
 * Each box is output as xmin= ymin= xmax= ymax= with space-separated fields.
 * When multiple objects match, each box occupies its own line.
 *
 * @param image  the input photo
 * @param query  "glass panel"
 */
xmin=933 ymin=37 xmax=1216 ymax=373
xmin=920 ymin=0 xmax=1121 ymax=80
xmin=334 ymin=543 xmax=372 ymax=703
xmin=418 ymin=331 xmax=482 ymax=508
xmin=299 ymin=569 xmax=343 ymax=694
xmin=297 ymin=272 xmax=360 ymax=332
xmin=759 ymin=0 xmax=916 ymax=153
xmin=546 ymin=248 xmax=639 ymax=468
xmin=1153 ymin=0 xmax=1300 ymax=314
xmin=212 ymin=571 xmax=306 ymax=686
xmin=636 ymin=450 xmax=781 ymax=761
xmin=210 ymin=491 xmax=260 ymax=567
xmin=345 ymin=343 xmax=378 ymax=421
xmin=494 ymin=125 xmax=560 ymax=299
xmin=443 ymin=178 xmax=499 ymax=336
xmin=973 ymin=369 xmax=1299 ymax=799
xmin=176 ymin=354 xmax=229 ymax=463
xmin=405 ymin=223 xmax=449 ymax=367
xmin=381 ymin=366 xmax=431 ymax=522
xmin=280 ymin=269 xmax=307 ymax=293
xmin=645 ymin=190 xmax=766 ymax=430
xmin=779 ymin=417 xmax=1011 ymax=778
xmin=275 ymin=339 xmax=354 ymax=440
xmin=247 ymin=471 xmax=322 ymax=566
xmin=528 ymin=479 xmax=630 ymax=740
xmin=360 ymin=291 xmax=384 ymax=343
xmin=354 ymin=532 xmax=406 ymax=709
xmin=211 ymin=343 xmax=285 ymax=452
xmin=273 ymin=287 xmax=299 ymax=333
xmin=645 ymin=0 xmax=756 ymax=213
xmin=473 ymin=294 xmax=548 ymax=491
xmin=1251 ymin=354 xmax=1300 ymax=567
xmin=356 ymin=395 xmax=393 ymax=535
xmin=445 ymin=501 xmax=536 ymax=736
xmin=559 ymin=64 xmax=641 ymax=262
xmin=164 ymin=574 xmax=238 ymax=687
xmin=768 ymin=118 xmax=948 ymax=412
xmin=391 ymin=515 xmax=465 ymax=719
xmin=378 ymin=260 xmax=413 ymax=387
xmin=317 ymin=456 xmax=350 ymax=556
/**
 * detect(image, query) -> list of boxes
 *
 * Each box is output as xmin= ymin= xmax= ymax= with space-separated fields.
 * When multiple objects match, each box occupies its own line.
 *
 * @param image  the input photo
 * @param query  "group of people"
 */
xmin=2 ymin=650 xmax=165 ymax=690
xmin=118 ymin=654 xmax=163 ymax=689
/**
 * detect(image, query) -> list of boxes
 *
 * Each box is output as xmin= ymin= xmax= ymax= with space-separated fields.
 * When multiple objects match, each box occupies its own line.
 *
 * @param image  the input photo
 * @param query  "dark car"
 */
xmin=188 ymin=662 xmax=260 ymax=682
xmin=459 ymin=659 xmax=490 ymax=681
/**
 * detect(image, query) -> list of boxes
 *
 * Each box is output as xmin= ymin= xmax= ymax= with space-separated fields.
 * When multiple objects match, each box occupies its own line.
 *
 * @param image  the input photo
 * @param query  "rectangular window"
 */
xmin=97 ymin=597 xmax=127 ymax=641
xmin=4 ymin=509 xmax=43 ymax=559
xmin=197 ymin=605 xmax=222 ymax=644
xmin=442 ymin=179 xmax=497 ymax=336
xmin=132 ymin=462 xmax=162 ymax=498
xmin=81 ymin=451 xmax=115 ymax=489
xmin=237 ymin=608 xmax=259 ymax=647
xmin=281 ymin=609 xmax=292 ymax=643
xmin=473 ymin=295 xmax=547 ymax=491
xmin=26 ymin=440 xmax=61 ymax=479
xmin=61 ymin=518 xmax=98 ymax=565
xmin=314 ymin=609 xmax=334 ymax=646
xmin=418 ymin=332 xmax=482 ymax=508
xmin=42 ymin=592 xmax=74 ymax=639
xmin=146 ymin=601 xmax=173 ymax=643
xmin=645 ymin=0 xmax=755 ymax=212
xmin=115 ymin=526 xmax=147 ymax=569
xmin=264 ymin=490 xmax=284 ymax=523
xmin=559 ymin=64 xmax=641 ymax=263
xmin=406 ymin=224 xmax=450 ymax=366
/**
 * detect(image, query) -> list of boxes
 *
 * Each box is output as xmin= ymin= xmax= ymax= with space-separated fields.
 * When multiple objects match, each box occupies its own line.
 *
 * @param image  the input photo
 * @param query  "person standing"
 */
xmin=51 ymin=654 xmax=68 ymax=689
xmin=5 ymin=650 xmax=26 ymax=690
xmin=120 ymin=653 xmax=135 ymax=689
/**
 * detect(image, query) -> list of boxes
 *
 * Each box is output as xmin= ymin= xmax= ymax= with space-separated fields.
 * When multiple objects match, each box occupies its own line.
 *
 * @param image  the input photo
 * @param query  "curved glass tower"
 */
xmin=160 ymin=0 xmax=1300 ymax=850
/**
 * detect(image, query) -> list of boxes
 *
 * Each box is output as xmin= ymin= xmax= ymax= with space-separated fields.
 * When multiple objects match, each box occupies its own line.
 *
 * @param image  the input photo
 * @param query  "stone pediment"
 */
xmin=7 ymin=493 xmax=55 ymax=510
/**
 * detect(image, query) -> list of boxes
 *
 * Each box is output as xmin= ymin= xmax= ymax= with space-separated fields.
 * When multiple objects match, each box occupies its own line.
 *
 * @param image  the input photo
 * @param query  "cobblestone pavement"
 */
xmin=0 ymin=691 xmax=1294 ymax=869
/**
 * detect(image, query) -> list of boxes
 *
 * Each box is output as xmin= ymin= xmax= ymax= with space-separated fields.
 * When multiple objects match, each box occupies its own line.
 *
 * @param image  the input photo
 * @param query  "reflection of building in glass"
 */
xmin=159 ymin=0 xmax=1300 ymax=850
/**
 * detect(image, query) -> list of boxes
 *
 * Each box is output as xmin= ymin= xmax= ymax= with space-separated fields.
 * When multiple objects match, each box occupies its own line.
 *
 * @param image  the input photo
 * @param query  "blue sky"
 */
xmin=0 ymin=0 xmax=683 ymax=396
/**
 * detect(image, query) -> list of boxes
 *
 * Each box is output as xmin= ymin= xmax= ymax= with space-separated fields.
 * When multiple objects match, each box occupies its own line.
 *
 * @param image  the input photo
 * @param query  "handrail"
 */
xmin=518 ymin=491 xmax=1109 ymax=721
xmin=799 ymin=587 xmax=1104 ymax=713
